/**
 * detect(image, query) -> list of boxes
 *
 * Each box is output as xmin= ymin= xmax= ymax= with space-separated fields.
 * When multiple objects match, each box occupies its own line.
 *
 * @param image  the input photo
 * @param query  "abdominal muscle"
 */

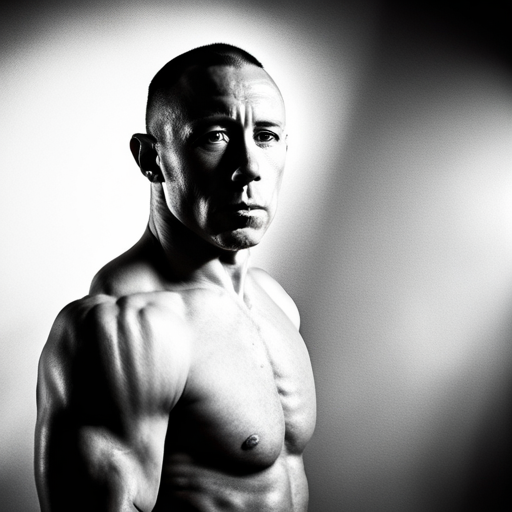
xmin=154 ymin=449 xmax=308 ymax=511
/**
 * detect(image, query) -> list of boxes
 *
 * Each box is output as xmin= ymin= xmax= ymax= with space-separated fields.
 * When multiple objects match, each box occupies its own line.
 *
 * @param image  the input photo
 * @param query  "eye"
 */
xmin=255 ymin=131 xmax=279 ymax=145
xmin=203 ymin=131 xmax=229 ymax=145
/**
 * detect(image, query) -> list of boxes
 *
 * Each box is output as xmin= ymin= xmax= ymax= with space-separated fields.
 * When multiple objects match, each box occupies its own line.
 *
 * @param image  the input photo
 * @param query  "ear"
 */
xmin=130 ymin=133 xmax=163 ymax=182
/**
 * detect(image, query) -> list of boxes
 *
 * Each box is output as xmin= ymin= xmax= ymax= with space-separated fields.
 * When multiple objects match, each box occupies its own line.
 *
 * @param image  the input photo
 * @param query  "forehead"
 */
xmin=172 ymin=64 xmax=285 ymax=122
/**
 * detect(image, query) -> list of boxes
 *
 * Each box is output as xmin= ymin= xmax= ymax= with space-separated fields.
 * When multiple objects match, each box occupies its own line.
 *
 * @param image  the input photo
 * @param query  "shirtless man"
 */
xmin=35 ymin=43 xmax=316 ymax=512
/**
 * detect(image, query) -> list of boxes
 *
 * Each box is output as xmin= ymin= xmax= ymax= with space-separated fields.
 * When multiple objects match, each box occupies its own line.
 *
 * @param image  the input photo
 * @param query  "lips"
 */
xmin=214 ymin=201 xmax=268 ymax=230
xmin=224 ymin=202 xmax=265 ymax=213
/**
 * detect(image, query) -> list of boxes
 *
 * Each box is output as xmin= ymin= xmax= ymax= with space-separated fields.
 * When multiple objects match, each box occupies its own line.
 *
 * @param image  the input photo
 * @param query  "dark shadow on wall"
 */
xmin=457 ymin=362 xmax=512 ymax=511
xmin=411 ymin=314 xmax=512 ymax=512
xmin=382 ymin=0 xmax=512 ymax=69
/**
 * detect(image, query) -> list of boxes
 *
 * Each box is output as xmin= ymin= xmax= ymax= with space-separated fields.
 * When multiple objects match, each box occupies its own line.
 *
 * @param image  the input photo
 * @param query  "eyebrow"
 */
xmin=254 ymin=120 xmax=284 ymax=129
xmin=187 ymin=114 xmax=284 ymax=130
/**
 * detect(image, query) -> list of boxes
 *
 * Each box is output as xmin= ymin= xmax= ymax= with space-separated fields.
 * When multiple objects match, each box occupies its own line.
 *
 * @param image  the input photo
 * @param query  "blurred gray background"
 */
xmin=1 ymin=0 xmax=511 ymax=510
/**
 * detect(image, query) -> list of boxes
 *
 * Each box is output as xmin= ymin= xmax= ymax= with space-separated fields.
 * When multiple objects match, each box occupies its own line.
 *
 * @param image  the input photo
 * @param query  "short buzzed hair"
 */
xmin=146 ymin=43 xmax=263 ymax=139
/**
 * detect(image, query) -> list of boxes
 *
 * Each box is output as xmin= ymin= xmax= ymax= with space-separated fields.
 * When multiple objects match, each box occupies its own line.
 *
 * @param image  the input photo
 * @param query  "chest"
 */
xmin=167 ymin=289 xmax=316 ymax=469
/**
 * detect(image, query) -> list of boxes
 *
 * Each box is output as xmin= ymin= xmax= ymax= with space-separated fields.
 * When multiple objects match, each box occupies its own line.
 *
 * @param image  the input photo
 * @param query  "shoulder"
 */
xmin=249 ymin=267 xmax=300 ymax=330
xmin=39 ymin=292 xmax=190 ymax=413
xmin=39 ymin=295 xmax=115 ymax=380
xmin=37 ymin=295 xmax=111 ymax=415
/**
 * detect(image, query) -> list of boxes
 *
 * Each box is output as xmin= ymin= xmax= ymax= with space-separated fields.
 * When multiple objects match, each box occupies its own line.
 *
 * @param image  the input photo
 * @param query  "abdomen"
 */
xmin=155 ymin=451 xmax=308 ymax=511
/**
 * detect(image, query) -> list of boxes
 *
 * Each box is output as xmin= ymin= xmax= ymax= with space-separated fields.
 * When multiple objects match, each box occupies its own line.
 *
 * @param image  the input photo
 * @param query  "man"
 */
xmin=35 ymin=43 xmax=316 ymax=512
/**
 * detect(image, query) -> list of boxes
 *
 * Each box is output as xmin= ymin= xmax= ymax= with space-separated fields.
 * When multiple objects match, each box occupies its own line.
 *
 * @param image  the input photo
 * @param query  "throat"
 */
xmin=147 ymin=207 xmax=252 ymax=297
xmin=219 ymin=250 xmax=250 ymax=298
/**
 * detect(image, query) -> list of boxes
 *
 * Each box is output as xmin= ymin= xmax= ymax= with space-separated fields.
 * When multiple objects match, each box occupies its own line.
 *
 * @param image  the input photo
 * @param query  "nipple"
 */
xmin=241 ymin=434 xmax=260 ymax=450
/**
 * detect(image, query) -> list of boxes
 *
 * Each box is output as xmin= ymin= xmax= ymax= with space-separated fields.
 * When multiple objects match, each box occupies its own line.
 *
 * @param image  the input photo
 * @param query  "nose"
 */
xmin=231 ymin=138 xmax=261 ymax=185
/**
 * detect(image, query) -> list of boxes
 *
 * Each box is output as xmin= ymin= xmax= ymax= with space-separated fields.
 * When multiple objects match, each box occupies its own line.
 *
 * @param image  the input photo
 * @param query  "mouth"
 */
xmin=224 ymin=202 xmax=265 ymax=214
xmin=214 ymin=201 xmax=268 ymax=231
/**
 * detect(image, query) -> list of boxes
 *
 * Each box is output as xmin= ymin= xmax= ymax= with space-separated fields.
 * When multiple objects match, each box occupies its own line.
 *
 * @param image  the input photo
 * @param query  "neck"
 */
xmin=148 ymin=185 xmax=250 ymax=297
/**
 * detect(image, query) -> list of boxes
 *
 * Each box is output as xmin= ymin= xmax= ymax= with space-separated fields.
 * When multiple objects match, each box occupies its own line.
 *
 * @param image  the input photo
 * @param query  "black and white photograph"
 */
xmin=1 ymin=1 xmax=511 ymax=510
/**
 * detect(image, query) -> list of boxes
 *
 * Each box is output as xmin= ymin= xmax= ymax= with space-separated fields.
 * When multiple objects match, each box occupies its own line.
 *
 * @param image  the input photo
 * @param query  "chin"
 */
xmin=209 ymin=212 xmax=272 ymax=251
xmin=213 ymin=227 xmax=265 ymax=251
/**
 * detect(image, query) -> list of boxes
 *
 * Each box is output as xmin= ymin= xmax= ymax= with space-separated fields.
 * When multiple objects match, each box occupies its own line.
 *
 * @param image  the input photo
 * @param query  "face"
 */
xmin=154 ymin=64 xmax=287 ymax=251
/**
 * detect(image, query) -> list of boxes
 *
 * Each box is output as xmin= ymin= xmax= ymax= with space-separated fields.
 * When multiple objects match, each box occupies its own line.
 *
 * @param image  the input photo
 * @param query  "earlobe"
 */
xmin=130 ymin=133 xmax=164 ymax=182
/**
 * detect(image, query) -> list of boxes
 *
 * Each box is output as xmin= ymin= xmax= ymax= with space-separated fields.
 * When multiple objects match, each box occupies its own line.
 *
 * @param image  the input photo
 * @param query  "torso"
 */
xmin=152 ymin=276 xmax=316 ymax=510
xmin=86 ymin=236 xmax=317 ymax=511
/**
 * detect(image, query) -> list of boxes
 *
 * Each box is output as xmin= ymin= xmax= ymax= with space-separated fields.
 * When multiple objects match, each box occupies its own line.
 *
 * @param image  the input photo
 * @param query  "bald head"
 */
xmin=146 ymin=43 xmax=266 ymax=141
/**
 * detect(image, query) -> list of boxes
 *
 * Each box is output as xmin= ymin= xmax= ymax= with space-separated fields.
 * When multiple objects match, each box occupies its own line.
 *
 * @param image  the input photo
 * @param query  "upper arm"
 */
xmin=35 ymin=295 xmax=189 ymax=512
xmin=250 ymin=268 xmax=301 ymax=330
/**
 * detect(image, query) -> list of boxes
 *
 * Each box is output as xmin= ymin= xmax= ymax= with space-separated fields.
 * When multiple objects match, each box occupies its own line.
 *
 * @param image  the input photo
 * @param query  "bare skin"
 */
xmin=35 ymin=62 xmax=316 ymax=511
